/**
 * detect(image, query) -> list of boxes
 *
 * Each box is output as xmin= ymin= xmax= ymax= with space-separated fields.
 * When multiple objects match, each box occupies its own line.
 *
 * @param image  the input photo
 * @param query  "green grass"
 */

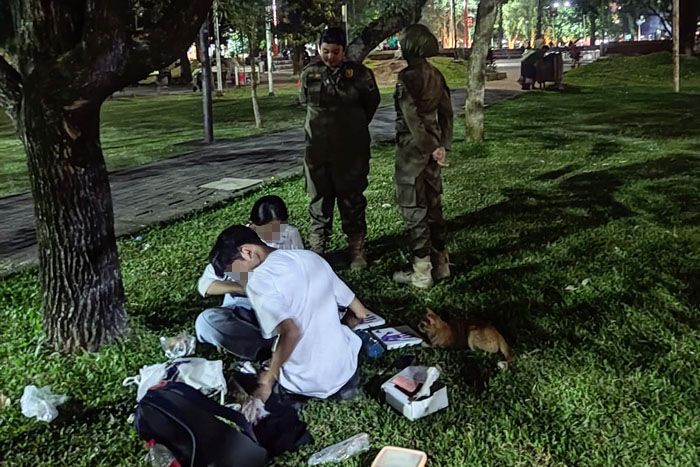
xmin=1 ymin=55 xmax=699 ymax=465
xmin=0 ymin=57 xmax=464 ymax=198
xmin=0 ymin=86 xmax=306 ymax=197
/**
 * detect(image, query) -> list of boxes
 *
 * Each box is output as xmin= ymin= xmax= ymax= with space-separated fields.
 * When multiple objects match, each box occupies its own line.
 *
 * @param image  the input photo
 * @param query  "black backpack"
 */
xmin=134 ymin=382 xmax=268 ymax=467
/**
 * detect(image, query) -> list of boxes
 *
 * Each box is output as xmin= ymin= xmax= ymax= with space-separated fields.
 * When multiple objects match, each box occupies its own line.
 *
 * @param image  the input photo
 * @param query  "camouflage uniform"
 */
xmin=393 ymin=25 xmax=453 ymax=288
xmin=300 ymin=59 xmax=380 ymax=262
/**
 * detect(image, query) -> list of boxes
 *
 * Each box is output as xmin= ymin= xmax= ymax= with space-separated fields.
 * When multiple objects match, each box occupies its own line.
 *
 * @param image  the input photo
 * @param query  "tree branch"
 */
xmin=346 ymin=0 xmax=429 ymax=62
xmin=54 ymin=0 xmax=213 ymax=103
xmin=645 ymin=3 xmax=672 ymax=36
xmin=0 ymin=54 xmax=22 ymax=124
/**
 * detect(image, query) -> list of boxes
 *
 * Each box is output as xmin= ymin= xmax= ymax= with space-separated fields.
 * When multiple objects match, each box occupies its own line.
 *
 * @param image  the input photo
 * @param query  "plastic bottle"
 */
xmin=308 ymin=432 xmax=371 ymax=465
xmin=146 ymin=440 xmax=181 ymax=467
xmin=356 ymin=330 xmax=384 ymax=359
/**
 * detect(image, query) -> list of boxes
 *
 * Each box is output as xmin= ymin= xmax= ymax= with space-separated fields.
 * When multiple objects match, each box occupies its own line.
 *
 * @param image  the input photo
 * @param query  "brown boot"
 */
xmin=431 ymin=248 xmax=450 ymax=281
xmin=393 ymin=256 xmax=433 ymax=289
xmin=348 ymin=234 xmax=367 ymax=270
xmin=309 ymin=233 xmax=327 ymax=255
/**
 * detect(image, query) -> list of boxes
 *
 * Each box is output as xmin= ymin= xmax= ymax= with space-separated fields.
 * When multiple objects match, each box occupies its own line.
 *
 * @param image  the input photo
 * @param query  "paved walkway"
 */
xmin=0 ymin=88 xmax=520 ymax=275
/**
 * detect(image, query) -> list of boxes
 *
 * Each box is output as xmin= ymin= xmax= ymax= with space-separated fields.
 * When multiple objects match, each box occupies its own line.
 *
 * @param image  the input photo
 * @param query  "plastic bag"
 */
xmin=20 ymin=385 xmax=69 ymax=423
xmin=159 ymin=332 xmax=196 ymax=359
xmin=308 ymin=433 xmax=370 ymax=465
xmin=123 ymin=358 xmax=227 ymax=403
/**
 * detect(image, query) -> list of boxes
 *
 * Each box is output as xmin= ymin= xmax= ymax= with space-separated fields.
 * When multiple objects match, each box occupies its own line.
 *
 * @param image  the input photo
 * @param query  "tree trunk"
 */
xmin=589 ymin=13 xmax=597 ymax=46
xmin=199 ymin=16 xmax=214 ymax=143
xmin=497 ymin=6 xmax=504 ymax=48
xmin=465 ymin=0 xmax=502 ymax=142
xmin=21 ymin=98 xmax=127 ymax=353
xmin=292 ymin=43 xmax=305 ymax=76
xmin=249 ymin=34 xmax=263 ymax=129
xmin=179 ymin=47 xmax=192 ymax=84
xmin=679 ymin=0 xmax=699 ymax=56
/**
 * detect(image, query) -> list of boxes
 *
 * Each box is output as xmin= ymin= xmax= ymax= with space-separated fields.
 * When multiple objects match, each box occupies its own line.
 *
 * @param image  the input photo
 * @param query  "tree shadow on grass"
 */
xmin=368 ymin=155 xmax=699 ymax=380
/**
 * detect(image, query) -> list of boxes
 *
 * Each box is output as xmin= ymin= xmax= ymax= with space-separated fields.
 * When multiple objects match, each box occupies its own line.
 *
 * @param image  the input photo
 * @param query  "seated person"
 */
xmin=195 ymin=195 xmax=304 ymax=357
xmin=209 ymin=225 xmax=368 ymax=401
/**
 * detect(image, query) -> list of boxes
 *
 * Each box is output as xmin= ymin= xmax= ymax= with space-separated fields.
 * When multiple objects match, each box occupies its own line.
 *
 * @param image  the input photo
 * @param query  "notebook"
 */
xmin=371 ymin=325 xmax=424 ymax=350
xmin=338 ymin=309 xmax=386 ymax=330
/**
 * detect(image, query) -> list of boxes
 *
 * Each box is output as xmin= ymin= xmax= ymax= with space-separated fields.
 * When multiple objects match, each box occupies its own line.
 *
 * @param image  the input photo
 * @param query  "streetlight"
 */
xmin=636 ymin=16 xmax=645 ymax=42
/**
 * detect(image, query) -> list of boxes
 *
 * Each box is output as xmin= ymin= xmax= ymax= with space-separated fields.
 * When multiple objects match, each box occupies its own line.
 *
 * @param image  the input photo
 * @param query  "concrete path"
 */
xmin=0 ymin=88 xmax=520 ymax=275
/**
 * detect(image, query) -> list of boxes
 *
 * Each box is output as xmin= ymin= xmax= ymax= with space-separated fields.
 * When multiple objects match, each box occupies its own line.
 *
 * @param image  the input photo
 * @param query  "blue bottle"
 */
xmin=356 ymin=330 xmax=384 ymax=359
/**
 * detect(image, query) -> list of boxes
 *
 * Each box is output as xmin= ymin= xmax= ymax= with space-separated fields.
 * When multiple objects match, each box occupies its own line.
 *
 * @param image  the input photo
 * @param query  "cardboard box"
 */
xmin=381 ymin=366 xmax=449 ymax=421
xmin=371 ymin=446 xmax=427 ymax=467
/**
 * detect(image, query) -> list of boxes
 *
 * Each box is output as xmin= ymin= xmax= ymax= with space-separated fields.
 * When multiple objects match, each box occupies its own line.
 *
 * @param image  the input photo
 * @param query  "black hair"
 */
xmin=208 ymin=225 xmax=266 ymax=277
xmin=542 ymin=45 xmax=550 ymax=51
xmin=319 ymin=27 xmax=347 ymax=49
xmin=250 ymin=195 xmax=289 ymax=226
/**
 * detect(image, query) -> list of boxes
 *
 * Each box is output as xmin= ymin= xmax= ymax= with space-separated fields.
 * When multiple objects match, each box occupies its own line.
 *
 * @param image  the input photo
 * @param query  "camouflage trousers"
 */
xmin=395 ymin=162 xmax=446 ymax=258
xmin=304 ymin=157 xmax=368 ymax=244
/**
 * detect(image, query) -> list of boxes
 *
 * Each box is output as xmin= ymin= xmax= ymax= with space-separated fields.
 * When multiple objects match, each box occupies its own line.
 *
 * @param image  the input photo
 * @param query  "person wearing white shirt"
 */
xmin=208 ymin=224 xmax=368 ymax=401
xmin=195 ymin=196 xmax=304 ymax=358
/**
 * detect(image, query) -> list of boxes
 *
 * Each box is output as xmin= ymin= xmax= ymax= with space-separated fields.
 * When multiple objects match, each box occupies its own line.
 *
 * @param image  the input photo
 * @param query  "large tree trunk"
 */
xmin=21 ymin=98 xmax=126 ymax=352
xmin=589 ymin=13 xmax=597 ymax=46
xmin=346 ymin=0 xmax=429 ymax=62
xmin=679 ymin=0 xmax=699 ymax=56
xmin=0 ymin=0 xmax=214 ymax=353
xmin=292 ymin=43 xmax=305 ymax=76
xmin=179 ymin=47 xmax=192 ymax=84
xmin=465 ymin=0 xmax=502 ymax=142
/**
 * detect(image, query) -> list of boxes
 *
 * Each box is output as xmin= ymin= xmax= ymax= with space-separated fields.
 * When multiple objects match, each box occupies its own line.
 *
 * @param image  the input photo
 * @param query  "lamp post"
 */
xmin=636 ymin=17 xmax=644 ymax=41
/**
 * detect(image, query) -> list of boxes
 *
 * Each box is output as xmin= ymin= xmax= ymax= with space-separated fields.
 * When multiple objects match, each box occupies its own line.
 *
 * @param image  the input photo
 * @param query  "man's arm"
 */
xmin=298 ymin=68 xmax=309 ymax=106
xmin=204 ymin=280 xmax=246 ymax=297
xmin=341 ymin=297 xmax=369 ymax=329
xmin=254 ymin=318 xmax=302 ymax=401
xmin=437 ymin=78 xmax=454 ymax=151
xmin=358 ymin=66 xmax=381 ymax=122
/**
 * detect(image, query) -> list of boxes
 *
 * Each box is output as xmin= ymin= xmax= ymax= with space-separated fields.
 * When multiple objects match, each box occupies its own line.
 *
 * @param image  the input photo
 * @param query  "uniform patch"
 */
xmin=345 ymin=68 xmax=354 ymax=78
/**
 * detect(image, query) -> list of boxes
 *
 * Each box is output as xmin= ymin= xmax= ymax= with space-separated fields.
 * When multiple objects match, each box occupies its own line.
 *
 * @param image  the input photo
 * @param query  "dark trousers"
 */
xmin=304 ymin=158 xmax=368 ymax=240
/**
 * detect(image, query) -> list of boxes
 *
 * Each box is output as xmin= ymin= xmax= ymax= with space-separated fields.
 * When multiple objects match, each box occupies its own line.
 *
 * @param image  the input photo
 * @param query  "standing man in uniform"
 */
xmin=392 ymin=24 xmax=453 ymax=289
xmin=300 ymin=27 xmax=381 ymax=270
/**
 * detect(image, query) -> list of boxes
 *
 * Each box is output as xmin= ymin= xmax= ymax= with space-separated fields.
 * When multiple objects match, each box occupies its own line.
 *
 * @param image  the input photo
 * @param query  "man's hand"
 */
xmin=253 ymin=371 xmax=275 ymax=402
xmin=432 ymin=146 xmax=448 ymax=167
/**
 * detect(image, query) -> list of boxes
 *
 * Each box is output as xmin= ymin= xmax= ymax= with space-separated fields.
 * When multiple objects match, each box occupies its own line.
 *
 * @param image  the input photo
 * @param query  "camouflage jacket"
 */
xmin=394 ymin=58 xmax=454 ymax=183
xmin=300 ymin=60 xmax=380 ymax=161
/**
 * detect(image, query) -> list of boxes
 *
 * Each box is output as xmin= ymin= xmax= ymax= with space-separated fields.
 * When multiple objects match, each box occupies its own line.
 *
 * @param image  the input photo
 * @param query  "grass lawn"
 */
xmin=1 ymin=53 xmax=699 ymax=465
xmin=0 ymin=58 xmax=461 ymax=198
xmin=0 ymin=86 xmax=305 ymax=197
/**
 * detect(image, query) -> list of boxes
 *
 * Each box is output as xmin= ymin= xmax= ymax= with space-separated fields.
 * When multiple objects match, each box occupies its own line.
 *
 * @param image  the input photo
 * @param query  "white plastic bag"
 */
xmin=123 ymin=358 xmax=227 ymax=403
xmin=308 ymin=433 xmax=371 ymax=465
xmin=20 ymin=385 xmax=69 ymax=423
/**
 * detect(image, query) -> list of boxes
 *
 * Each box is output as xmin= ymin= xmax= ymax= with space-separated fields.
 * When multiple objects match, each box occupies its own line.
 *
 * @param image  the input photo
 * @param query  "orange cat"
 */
xmin=418 ymin=308 xmax=514 ymax=366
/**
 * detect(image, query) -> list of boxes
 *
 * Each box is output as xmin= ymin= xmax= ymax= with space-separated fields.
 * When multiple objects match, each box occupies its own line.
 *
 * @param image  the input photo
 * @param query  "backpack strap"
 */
xmin=166 ymin=382 xmax=258 ymax=442
xmin=140 ymin=398 xmax=197 ymax=467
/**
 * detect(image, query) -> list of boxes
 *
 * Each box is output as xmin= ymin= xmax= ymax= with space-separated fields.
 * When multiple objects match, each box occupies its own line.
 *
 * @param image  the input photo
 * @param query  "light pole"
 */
xmin=636 ymin=17 xmax=645 ymax=41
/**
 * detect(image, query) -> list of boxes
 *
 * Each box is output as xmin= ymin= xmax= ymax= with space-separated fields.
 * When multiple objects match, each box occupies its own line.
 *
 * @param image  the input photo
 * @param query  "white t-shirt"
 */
xmin=197 ymin=224 xmax=304 ymax=306
xmin=246 ymin=250 xmax=362 ymax=398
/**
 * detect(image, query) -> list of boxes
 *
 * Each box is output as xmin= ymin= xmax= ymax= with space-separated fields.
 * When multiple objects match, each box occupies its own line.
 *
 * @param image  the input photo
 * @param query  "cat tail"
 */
xmin=499 ymin=335 xmax=514 ymax=363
